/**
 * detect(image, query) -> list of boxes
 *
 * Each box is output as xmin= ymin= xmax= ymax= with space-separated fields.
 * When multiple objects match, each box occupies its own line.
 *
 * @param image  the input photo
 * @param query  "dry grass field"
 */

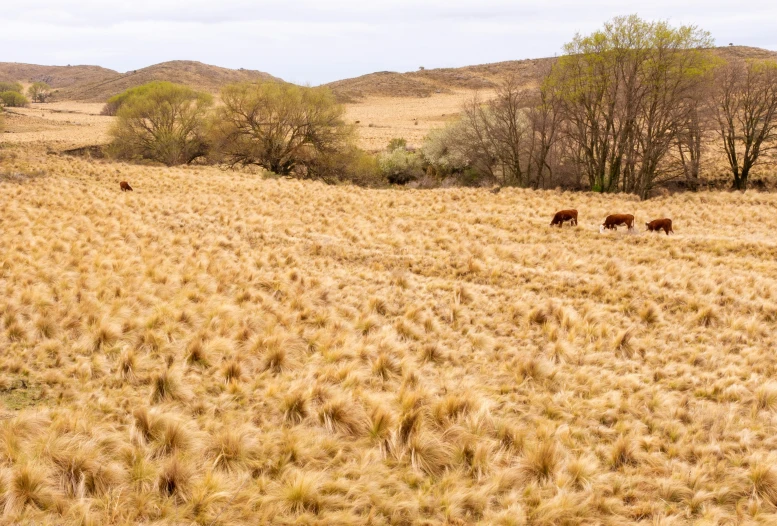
xmin=2 ymin=144 xmax=777 ymax=525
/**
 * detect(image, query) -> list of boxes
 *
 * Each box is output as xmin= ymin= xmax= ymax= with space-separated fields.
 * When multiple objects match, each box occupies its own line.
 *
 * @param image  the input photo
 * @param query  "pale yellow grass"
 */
xmin=2 ymin=146 xmax=777 ymax=524
xmin=1 ymin=92 xmax=488 ymax=152
xmin=345 ymin=90 xmax=493 ymax=151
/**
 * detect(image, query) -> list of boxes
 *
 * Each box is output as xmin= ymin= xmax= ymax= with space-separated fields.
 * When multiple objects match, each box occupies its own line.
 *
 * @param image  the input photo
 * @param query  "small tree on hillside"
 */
xmin=711 ymin=59 xmax=777 ymax=190
xmin=27 ymin=82 xmax=52 ymax=103
xmin=108 ymin=81 xmax=213 ymax=166
xmin=209 ymin=82 xmax=353 ymax=177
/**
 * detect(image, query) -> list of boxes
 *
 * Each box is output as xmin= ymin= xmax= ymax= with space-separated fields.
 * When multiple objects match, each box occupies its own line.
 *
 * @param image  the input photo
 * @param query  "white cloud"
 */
xmin=1 ymin=0 xmax=775 ymax=83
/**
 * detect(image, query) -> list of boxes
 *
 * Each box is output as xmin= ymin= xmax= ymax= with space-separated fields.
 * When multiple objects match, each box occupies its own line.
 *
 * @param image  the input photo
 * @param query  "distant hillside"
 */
xmin=0 ymin=60 xmax=283 ymax=102
xmin=0 ymin=63 xmax=119 ymax=90
xmin=325 ymin=46 xmax=777 ymax=101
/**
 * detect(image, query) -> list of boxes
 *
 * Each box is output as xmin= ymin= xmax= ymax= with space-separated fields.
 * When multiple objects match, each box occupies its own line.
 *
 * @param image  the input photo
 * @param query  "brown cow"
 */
xmin=600 ymin=214 xmax=635 ymax=232
xmin=120 ymin=181 xmax=133 ymax=192
xmin=550 ymin=209 xmax=578 ymax=227
xmin=646 ymin=218 xmax=673 ymax=235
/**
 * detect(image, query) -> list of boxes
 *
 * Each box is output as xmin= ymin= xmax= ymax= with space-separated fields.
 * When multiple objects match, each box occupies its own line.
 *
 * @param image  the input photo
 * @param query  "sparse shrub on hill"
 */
xmin=107 ymin=81 xmax=213 ymax=166
xmin=209 ymin=82 xmax=354 ymax=179
xmin=0 ymin=91 xmax=29 ymax=107
xmin=27 ymin=81 xmax=52 ymax=103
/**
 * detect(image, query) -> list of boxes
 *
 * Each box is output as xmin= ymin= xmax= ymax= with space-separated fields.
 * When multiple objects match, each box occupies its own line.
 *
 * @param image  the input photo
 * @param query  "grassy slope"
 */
xmin=2 ymin=149 xmax=777 ymax=524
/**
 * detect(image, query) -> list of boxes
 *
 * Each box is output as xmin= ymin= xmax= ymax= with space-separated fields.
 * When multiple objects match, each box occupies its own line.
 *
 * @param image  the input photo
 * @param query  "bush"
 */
xmin=209 ymin=82 xmax=353 ymax=178
xmin=387 ymin=138 xmax=408 ymax=152
xmin=27 ymin=82 xmax=52 ymax=103
xmin=420 ymin=124 xmax=471 ymax=177
xmin=0 ymin=91 xmax=29 ymax=107
xmin=0 ymin=81 xmax=23 ymax=93
xmin=108 ymin=81 xmax=213 ymax=166
xmin=101 ymin=83 xmax=159 ymax=116
xmin=378 ymin=147 xmax=424 ymax=185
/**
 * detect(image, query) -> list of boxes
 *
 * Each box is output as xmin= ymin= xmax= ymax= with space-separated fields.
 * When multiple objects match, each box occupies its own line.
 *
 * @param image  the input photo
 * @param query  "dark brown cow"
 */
xmin=601 ymin=214 xmax=635 ymax=232
xmin=646 ymin=218 xmax=673 ymax=235
xmin=120 ymin=181 xmax=133 ymax=192
xmin=550 ymin=209 xmax=578 ymax=227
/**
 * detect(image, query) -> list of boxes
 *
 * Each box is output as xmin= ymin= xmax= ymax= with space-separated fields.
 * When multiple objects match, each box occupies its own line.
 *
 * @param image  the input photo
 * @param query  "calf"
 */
xmin=120 ymin=181 xmax=133 ymax=192
xmin=550 ymin=209 xmax=578 ymax=227
xmin=646 ymin=218 xmax=673 ymax=235
xmin=601 ymin=214 xmax=635 ymax=232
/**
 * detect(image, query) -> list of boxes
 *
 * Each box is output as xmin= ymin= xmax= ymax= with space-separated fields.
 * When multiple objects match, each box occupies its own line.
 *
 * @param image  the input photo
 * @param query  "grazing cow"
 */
xmin=646 ymin=218 xmax=673 ymax=235
xmin=490 ymin=186 xmax=501 ymax=194
xmin=550 ymin=209 xmax=578 ymax=227
xmin=120 ymin=181 xmax=133 ymax=192
xmin=601 ymin=214 xmax=635 ymax=232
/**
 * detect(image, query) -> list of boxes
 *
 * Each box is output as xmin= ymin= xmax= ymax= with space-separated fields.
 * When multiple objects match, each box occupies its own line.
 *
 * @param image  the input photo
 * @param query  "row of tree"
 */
xmin=106 ymin=15 xmax=777 ymax=194
xmin=0 ymin=81 xmax=52 ymax=107
xmin=107 ymin=81 xmax=377 ymax=183
xmin=421 ymin=15 xmax=777 ymax=195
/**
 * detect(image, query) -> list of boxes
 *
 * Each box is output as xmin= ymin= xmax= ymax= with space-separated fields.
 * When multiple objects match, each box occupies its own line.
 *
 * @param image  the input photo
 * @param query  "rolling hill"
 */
xmin=324 ymin=45 xmax=777 ymax=101
xmin=0 ymin=60 xmax=283 ymax=102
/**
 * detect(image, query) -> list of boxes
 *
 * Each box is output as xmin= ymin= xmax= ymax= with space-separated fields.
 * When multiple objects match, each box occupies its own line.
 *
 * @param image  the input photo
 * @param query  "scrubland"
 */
xmin=2 ymin=147 xmax=777 ymax=525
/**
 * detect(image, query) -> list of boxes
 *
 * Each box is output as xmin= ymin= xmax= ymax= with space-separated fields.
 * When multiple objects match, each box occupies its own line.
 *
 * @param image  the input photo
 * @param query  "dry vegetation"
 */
xmin=2 ymin=144 xmax=777 ymax=524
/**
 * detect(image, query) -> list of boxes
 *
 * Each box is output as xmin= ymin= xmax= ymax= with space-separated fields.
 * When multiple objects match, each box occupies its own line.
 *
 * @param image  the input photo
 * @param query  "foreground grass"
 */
xmin=2 ymin=149 xmax=777 ymax=524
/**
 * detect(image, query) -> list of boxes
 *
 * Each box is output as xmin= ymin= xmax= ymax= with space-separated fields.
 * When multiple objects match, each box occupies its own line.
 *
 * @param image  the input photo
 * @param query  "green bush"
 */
xmin=378 ymin=147 xmax=424 ymax=185
xmin=420 ymin=124 xmax=471 ymax=177
xmin=27 ymin=82 xmax=52 ymax=103
xmin=209 ymin=82 xmax=353 ymax=178
xmin=0 ymin=91 xmax=29 ymax=107
xmin=387 ymin=138 xmax=407 ymax=152
xmin=0 ymin=81 xmax=23 ymax=94
xmin=101 ymin=83 xmax=160 ymax=116
xmin=108 ymin=81 xmax=213 ymax=166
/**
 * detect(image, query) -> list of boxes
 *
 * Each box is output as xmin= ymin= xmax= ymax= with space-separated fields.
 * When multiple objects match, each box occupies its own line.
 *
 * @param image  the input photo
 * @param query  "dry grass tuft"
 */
xmin=2 ymin=146 xmax=777 ymax=523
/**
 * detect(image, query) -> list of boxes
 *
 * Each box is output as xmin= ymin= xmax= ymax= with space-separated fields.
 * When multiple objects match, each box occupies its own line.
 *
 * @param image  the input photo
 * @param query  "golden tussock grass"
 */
xmin=2 ymin=145 xmax=777 ymax=523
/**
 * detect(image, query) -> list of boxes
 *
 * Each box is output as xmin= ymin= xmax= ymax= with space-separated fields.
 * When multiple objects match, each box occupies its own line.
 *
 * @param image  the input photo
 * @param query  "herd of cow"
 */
xmin=117 ymin=181 xmax=673 ymax=235
xmin=550 ymin=209 xmax=674 ymax=235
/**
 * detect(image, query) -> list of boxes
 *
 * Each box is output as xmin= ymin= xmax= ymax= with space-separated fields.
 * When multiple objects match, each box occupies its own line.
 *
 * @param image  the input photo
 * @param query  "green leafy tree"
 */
xmin=0 ymin=91 xmax=29 ymax=107
xmin=27 ymin=82 xmax=52 ymax=103
xmin=550 ymin=15 xmax=715 ymax=198
xmin=108 ymin=81 xmax=213 ymax=166
xmin=209 ymin=82 xmax=353 ymax=177
xmin=0 ymin=81 xmax=23 ymax=93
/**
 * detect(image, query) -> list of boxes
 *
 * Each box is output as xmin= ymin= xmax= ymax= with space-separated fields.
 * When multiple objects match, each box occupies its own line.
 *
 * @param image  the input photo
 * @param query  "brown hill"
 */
xmin=0 ymin=63 xmax=119 ymax=89
xmin=325 ymin=45 xmax=777 ymax=101
xmin=54 ymin=60 xmax=284 ymax=102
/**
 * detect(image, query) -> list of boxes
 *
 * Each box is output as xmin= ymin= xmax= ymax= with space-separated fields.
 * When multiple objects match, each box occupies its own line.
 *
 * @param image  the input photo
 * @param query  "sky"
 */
xmin=1 ymin=1 xmax=776 ymax=85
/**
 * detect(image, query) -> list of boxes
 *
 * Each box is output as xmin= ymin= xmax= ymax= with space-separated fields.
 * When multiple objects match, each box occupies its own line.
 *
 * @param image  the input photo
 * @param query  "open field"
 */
xmin=1 ymin=92 xmax=490 ymax=152
xmin=2 ymin=146 xmax=777 ymax=524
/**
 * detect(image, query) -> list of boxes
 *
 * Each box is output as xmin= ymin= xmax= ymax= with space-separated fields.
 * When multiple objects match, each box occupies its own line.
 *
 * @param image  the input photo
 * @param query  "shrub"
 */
xmin=420 ymin=124 xmax=471 ymax=177
xmin=210 ymin=82 xmax=353 ymax=179
xmin=387 ymin=137 xmax=408 ymax=151
xmin=0 ymin=81 xmax=23 ymax=93
xmin=27 ymin=82 xmax=52 ymax=103
xmin=107 ymin=81 xmax=213 ymax=166
xmin=0 ymin=91 xmax=29 ymax=107
xmin=378 ymin=147 xmax=424 ymax=185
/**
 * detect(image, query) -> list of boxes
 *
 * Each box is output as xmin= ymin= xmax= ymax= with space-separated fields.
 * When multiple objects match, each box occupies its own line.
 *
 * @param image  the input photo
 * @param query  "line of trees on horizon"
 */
xmin=105 ymin=15 xmax=777 ymax=196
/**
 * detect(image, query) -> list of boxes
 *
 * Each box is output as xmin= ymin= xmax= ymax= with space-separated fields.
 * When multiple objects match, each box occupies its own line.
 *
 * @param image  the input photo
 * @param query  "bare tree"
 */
xmin=711 ymin=59 xmax=777 ymax=190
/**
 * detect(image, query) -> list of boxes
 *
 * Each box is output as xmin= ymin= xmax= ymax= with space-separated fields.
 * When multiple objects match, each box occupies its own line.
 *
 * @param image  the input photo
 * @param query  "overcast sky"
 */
xmin=1 ymin=1 xmax=776 ymax=85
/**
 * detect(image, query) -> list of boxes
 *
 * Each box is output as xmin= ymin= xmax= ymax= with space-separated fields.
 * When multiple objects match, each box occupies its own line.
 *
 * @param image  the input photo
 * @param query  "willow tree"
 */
xmin=550 ymin=15 xmax=715 ymax=198
xmin=108 ymin=82 xmax=212 ymax=166
xmin=209 ymin=82 xmax=353 ymax=178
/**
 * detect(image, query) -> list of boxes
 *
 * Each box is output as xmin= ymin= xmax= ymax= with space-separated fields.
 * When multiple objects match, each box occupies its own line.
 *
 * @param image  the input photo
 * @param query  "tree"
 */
xmin=550 ymin=15 xmax=715 ymax=198
xmin=0 ymin=81 xmax=23 ymax=94
xmin=711 ymin=59 xmax=777 ymax=190
xmin=27 ymin=82 xmax=52 ymax=103
xmin=209 ymin=82 xmax=353 ymax=177
xmin=108 ymin=81 xmax=213 ymax=166
xmin=0 ymin=91 xmax=29 ymax=107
